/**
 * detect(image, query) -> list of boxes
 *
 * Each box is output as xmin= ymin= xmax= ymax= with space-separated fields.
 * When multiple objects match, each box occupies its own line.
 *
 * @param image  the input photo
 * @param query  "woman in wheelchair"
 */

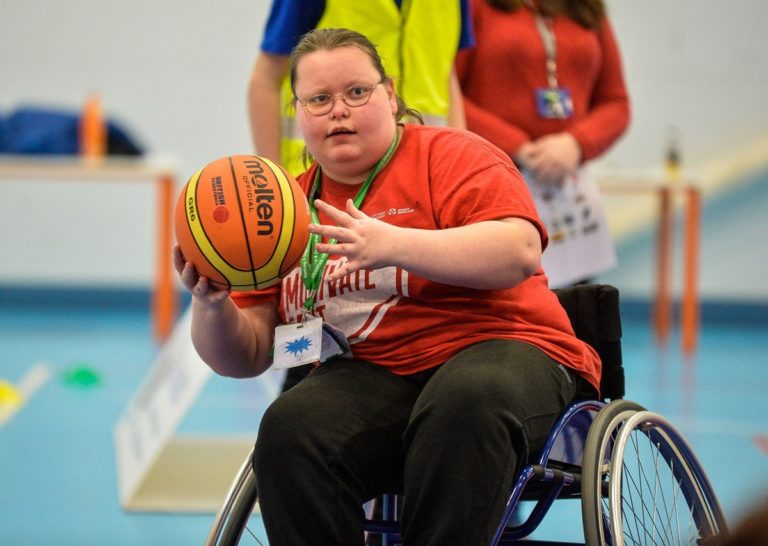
xmin=175 ymin=27 xmax=602 ymax=546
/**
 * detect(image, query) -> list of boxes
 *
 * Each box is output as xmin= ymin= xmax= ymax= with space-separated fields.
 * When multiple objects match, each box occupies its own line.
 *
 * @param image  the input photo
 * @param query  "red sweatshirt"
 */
xmin=456 ymin=0 xmax=630 ymax=162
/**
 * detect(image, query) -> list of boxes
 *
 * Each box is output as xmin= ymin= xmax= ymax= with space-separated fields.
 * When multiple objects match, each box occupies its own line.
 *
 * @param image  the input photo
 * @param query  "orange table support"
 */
xmin=600 ymin=179 xmax=702 ymax=355
xmin=0 ymin=155 xmax=180 ymax=342
xmin=681 ymin=187 xmax=701 ymax=355
xmin=152 ymin=173 xmax=178 ymax=341
xmin=654 ymin=186 xmax=673 ymax=347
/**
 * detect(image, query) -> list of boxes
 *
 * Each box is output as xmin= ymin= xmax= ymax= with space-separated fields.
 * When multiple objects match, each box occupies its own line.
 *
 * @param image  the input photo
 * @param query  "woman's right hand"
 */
xmin=172 ymin=245 xmax=231 ymax=307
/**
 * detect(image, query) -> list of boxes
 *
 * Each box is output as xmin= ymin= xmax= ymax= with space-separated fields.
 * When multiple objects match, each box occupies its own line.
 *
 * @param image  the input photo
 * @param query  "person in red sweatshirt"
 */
xmin=456 ymin=0 xmax=631 ymax=287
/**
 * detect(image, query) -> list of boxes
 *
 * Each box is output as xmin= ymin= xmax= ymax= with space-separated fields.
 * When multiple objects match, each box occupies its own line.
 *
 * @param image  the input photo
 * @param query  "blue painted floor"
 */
xmin=1 ymin=299 xmax=766 ymax=545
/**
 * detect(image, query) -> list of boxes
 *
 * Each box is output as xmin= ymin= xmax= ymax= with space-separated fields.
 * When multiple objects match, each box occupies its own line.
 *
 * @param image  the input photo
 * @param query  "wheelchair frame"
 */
xmin=204 ymin=285 xmax=728 ymax=546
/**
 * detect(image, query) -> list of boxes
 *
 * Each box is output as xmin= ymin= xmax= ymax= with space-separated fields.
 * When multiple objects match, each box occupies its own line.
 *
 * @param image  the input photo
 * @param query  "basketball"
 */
xmin=175 ymin=155 xmax=310 ymax=291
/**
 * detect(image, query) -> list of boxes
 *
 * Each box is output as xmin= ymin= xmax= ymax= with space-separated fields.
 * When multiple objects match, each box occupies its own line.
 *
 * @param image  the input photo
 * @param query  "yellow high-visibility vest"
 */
xmin=280 ymin=0 xmax=461 ymax=174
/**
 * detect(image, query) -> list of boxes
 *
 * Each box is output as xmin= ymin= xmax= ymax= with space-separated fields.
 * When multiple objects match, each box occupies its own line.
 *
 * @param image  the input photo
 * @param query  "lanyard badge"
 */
xmin=536 ymin=87 xmax=573 ymax=119
xmin=273 ymin=316 xmax=324 ymax=368
xmin=272 ymin=317 xmax=351 ymax=369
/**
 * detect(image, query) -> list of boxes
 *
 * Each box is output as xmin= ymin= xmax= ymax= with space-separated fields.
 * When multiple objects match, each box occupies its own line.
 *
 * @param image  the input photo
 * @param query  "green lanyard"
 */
xmin=300 ymin=131 xmax=400 ymax=313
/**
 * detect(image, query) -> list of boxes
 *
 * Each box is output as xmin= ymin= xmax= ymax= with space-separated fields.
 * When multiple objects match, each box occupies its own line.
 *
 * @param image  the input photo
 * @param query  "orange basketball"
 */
xmin=175 ymin=155 xmax=310 ymax=291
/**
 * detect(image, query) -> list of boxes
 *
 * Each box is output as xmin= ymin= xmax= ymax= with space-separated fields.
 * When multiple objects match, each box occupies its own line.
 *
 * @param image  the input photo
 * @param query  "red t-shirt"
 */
xmin=455 ymin=1 xmax=630 ymax=161
xmin=233 ymin=125 xmax=601 ymax=391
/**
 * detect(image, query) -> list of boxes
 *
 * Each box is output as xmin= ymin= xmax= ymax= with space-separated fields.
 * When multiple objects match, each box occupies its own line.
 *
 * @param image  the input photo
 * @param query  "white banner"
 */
xmin=113 ymin=307 xmax=213 ymax=507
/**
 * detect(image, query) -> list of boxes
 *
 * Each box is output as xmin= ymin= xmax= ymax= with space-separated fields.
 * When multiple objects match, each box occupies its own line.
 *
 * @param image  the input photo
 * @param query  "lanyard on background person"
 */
xmin=526 ymin=0 xmax=574 ymax=119
xmin=300 ymin=130 xmax=401 ymax=314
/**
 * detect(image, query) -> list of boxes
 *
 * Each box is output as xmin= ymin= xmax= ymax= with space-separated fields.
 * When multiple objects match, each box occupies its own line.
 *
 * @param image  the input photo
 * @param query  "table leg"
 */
xmin=681 ymin=186 xmax=701 ymax=355
xmin=654 ymin=186 xmax=673 ymax=347
xmin=153 ymin=175 xmax=178 ymax=341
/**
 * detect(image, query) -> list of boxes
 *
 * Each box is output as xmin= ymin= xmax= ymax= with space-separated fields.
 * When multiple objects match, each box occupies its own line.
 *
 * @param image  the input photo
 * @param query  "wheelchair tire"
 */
xmin=607 ymin=410 xmax=727 ymax=545
xmin=581 ymin=399 xmax=645 ymax=545
xmin=205 ymin=449 xmax=261 ymax=546
xmin=218 ymin=468 xmax=260 ymax=545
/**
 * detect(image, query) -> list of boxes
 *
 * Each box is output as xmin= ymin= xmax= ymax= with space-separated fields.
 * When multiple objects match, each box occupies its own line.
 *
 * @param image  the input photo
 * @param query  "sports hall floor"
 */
xmin=1 ymin=171 xmax=767 ymax=545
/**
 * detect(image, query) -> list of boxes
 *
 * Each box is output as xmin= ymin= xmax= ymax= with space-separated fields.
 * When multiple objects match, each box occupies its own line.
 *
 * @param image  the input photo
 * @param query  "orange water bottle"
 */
xmin=80 ymin=93 xmax=106 ymax=158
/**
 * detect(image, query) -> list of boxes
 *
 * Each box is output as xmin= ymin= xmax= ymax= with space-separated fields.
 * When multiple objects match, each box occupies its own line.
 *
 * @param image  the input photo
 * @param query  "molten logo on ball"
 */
xmin=175 ymin=155 xmax=311 ymax=291
xmin=243 ymin=158 xmax=276 ymax=236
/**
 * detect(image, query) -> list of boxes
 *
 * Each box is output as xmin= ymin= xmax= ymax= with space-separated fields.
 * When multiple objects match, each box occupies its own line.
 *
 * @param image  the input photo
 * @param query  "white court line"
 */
xmin=0 ymin=363 xmax=52 ymax=428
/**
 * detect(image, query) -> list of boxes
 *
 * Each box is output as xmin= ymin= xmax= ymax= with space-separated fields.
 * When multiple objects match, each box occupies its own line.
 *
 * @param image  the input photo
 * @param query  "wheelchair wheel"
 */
xmin=581 ymin=399 xmax=645 ymax=545
xmin=205 ymin=449 xmax=262 ymax=546
xmin=584 ymin=407 xmax=728 ymax=545
xmin=608 ymin=411 xmax=726 ymax=545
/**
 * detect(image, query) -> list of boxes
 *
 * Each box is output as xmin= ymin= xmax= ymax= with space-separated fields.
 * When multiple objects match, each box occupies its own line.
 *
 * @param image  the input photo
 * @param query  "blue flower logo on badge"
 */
xmin=285 ymin=336 xmax=312 ymax=356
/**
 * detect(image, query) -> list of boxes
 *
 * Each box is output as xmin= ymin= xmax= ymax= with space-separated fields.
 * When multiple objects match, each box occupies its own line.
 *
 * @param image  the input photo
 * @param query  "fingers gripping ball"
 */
xmin=175 ymin=155 xmax=310 ymax=291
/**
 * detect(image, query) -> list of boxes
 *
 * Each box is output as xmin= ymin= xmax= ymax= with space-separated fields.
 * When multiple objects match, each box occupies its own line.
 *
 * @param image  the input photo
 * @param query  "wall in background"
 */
xmin=602 ymin=0 xmax=768 ymax=180
xmin=1 ymin=0 xmax=767 ymax=292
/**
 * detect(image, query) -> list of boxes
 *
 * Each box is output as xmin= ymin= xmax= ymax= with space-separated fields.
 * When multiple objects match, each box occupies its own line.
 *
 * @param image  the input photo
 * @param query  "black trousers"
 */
xmin=253 ymin=339 xmax=588 ymax=546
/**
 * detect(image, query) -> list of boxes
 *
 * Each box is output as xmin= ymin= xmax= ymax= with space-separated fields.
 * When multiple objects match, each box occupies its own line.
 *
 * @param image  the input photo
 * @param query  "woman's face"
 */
xmin=293 ymin=46 xmax=398 ymax=184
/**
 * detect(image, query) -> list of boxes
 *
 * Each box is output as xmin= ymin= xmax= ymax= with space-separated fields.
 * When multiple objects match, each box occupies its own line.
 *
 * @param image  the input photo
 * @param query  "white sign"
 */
xmin=526 ymin=167 xmax=617 ymax=288
xmin=114 ymin=307 xmax=214 ymax=508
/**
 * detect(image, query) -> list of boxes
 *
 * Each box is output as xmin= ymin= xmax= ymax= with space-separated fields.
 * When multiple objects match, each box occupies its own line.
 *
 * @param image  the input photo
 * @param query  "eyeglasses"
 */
xmin=297 ymin=82 xmax=384 ymax=116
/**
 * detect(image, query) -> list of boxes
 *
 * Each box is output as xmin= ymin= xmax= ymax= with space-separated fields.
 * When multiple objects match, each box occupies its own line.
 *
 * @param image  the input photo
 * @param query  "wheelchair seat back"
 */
xmin=552 ymin=284 xmax=624 ymax=400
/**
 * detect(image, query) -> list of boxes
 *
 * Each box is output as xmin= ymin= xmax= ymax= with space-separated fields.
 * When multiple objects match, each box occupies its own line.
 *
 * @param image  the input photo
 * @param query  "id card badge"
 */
xmin=535 ymin=87 xmax=573 ymax=119
xmin=273 ymin=316 xmax=323 ymax=369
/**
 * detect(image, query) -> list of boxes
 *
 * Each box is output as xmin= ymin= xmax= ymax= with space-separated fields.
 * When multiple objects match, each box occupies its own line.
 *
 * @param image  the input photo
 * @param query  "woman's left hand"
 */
xmin=310 ymin=198 xmax=398 ymax=281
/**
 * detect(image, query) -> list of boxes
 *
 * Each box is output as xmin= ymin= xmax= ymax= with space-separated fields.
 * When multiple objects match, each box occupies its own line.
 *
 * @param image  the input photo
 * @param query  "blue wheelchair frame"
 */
xmin=363 ymin=400 xmax=605 ymax=545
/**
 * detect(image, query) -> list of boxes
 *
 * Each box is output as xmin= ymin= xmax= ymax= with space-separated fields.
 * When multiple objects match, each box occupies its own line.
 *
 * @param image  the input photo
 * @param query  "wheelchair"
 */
xmin=205 ymin=285 xmax=728 ymax=545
